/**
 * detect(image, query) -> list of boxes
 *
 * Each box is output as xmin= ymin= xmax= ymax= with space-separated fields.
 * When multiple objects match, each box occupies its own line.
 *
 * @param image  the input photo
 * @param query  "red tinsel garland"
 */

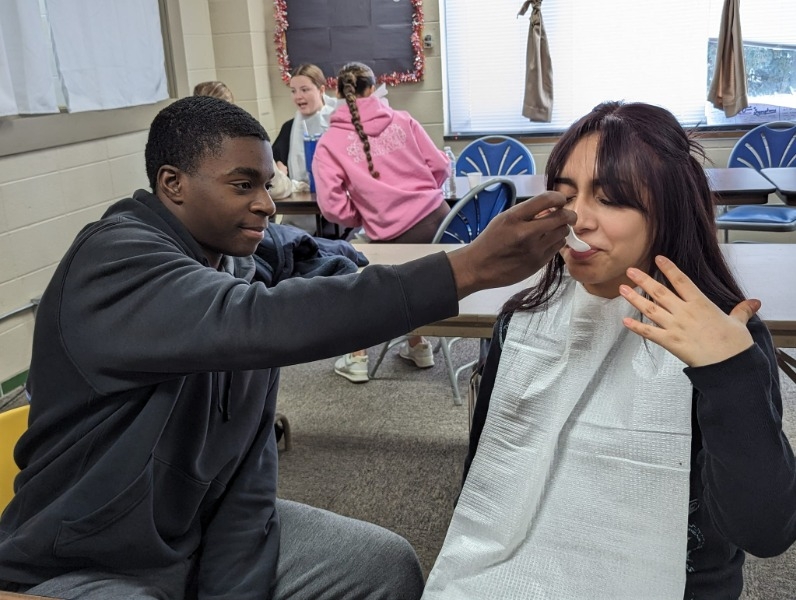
xmin=273 ymin=0 xmax=425 ymax=87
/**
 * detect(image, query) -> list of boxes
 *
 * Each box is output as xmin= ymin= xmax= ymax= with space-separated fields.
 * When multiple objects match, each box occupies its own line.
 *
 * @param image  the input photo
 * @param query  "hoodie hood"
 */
xmin=111 ymin=190 xmax=255 ymax=281
xmin=330 ymin=95 xmax=394 ymax=137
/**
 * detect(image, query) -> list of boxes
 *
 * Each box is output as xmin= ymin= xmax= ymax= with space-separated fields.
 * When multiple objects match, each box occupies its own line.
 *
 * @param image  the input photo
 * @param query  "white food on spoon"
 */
xmin=566 ymin=226 xmax=590 ymax=251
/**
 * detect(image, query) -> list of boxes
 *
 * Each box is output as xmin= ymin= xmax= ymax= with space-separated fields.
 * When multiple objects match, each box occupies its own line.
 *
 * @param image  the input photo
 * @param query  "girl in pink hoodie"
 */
xmin=312 ymin=62 xmax=451 ymax=382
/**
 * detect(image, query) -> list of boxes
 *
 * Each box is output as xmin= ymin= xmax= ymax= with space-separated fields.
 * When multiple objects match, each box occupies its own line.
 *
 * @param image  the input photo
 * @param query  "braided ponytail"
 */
xmin=337 ymin=63 xmax=380 ymax=179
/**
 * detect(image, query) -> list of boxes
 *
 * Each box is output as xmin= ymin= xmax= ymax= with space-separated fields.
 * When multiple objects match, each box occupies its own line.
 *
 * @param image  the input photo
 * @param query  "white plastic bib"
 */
xmin=424 ymin=279 xmax=692 ymax=599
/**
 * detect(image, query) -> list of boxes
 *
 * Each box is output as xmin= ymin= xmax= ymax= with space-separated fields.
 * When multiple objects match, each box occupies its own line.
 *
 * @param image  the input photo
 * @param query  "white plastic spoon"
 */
xmin=566 ymin=226 xmax=590 ymax=251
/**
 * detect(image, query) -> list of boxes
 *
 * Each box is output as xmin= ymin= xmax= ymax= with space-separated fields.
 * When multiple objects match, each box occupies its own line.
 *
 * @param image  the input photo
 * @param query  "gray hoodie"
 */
xmin=0 ymin=189 xmax=457 ymax=599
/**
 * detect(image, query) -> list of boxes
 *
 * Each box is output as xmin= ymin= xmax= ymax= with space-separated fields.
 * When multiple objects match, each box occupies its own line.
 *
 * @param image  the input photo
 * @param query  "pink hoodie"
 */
xmin=311 ymin=95 xmax=450 ymax=241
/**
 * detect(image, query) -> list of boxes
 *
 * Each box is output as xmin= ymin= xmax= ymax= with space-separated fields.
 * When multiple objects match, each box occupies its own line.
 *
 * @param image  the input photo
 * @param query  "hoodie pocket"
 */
xmin=54 ymin=458 xmax=172 ymax=567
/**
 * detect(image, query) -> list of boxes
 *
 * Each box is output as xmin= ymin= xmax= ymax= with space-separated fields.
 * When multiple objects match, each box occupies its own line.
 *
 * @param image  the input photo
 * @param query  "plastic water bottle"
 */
xmin=443 ymin=146 xmax=457 ymax=199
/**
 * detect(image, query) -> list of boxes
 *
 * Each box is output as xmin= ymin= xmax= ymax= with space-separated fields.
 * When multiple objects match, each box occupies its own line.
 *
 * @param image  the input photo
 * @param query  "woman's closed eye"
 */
xmin=597 ymin=196 xmax=617 ymax=206
xmin=552 ymin=185 xmax=576 ymax=203
xmin=554 ymin=182 xmax=617 ymax=207
xmin=557 ymin=192 xmax=619 ymax=208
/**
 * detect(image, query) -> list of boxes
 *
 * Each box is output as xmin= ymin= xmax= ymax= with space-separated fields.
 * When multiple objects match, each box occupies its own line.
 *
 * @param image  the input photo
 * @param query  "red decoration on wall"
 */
xmin=273 ymin=0 xmax=425 ymax=88
xmin=273 ymin=0 xmax=291 ymax=83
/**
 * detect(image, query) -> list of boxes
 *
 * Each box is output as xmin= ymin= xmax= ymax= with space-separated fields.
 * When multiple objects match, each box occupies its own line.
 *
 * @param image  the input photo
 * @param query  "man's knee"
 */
xmin=364 ymin=531 xmax=424 ymax=599
xmin=275 ymin=500 xmax=425 ymax=599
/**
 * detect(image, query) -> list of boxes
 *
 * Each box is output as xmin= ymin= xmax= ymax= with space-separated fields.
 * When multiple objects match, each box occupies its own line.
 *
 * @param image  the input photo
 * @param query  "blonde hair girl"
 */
xmin=192 ymin=81 xmax=234 ymax=103
xmin=272 ymin=63 xmax=336 ymax=183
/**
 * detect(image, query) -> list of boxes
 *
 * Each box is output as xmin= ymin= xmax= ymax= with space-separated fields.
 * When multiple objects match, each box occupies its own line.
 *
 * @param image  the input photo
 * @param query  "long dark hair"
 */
xmin=503 ymin=101 xmax=744 ymax=316
xmin=337 ymin=61 xmax=380 ymax=179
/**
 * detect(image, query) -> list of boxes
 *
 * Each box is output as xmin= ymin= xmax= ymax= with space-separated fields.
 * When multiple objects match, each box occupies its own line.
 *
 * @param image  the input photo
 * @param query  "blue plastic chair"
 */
xmin=455 ymin=135 xmax=535 ymax=176
xmin=368 ymin=178 xmax=518 ymax=405
xmin=716 ymin=121 xmax=796 ymax=237
xmin=435 ymin=177 xmax=518 ymax=244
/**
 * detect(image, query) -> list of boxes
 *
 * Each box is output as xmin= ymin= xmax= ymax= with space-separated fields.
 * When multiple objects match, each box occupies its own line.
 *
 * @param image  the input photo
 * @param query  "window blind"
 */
xmin=442 ymin=0 xmax=795 ymax=135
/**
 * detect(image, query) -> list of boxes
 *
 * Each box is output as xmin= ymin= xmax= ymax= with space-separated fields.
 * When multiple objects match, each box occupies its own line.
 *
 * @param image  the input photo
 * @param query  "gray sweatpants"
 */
xmin=17 ymin=499 xmax=425 ymax=600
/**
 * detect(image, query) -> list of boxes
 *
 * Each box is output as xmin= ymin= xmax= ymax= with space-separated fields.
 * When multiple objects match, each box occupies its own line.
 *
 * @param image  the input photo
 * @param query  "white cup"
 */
xmin=466 ymin=172 xmax=482 ymax=188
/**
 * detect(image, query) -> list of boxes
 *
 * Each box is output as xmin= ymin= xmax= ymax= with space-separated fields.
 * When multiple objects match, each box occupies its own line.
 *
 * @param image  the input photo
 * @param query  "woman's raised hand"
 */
xmin=619 ymin=255 xmax=760 ymax=367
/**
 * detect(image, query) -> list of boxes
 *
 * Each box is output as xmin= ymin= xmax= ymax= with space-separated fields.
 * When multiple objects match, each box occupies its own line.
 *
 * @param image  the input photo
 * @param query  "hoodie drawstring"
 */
xmin=214 ymin=371 xmax=232 ymax=421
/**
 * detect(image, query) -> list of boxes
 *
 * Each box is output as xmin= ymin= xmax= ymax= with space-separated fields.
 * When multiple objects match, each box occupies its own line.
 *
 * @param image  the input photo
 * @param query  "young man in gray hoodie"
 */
xmin=0 ymin=96 xmax=574 ymax=600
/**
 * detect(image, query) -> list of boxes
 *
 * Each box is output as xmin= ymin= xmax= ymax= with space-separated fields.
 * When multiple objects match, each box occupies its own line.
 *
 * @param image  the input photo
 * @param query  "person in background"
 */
xmin=312 ymin=62 xmax=451 ymax=383
xmin=0 ymin=95 xmax=576 ymax=600
xmin=192 ymin=80 xmax=234 ymax=103
xmin=193 ymin=80 xmax=292 ymax=201
xmin=272 ymin=63 xmax=335 ymax=184
xmin=423 ymin=101 xmax=796 ymax=599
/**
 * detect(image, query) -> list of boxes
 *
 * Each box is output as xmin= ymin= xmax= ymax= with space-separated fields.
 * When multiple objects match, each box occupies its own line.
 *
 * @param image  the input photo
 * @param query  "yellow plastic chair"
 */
xmin=0 ymin=404 xmax=30 ymax=513
xmin=0 ymin=405 xmax=72 ymax=599
xmin=0 ymin=592 xmax=58 ymax=600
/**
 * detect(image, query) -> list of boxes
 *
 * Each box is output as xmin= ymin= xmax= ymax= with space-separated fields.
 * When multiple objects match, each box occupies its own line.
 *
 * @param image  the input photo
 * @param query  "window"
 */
xmin=707 ymin=39 xmax=796 ymax=126
xmin=1 ymin=0 xmax=187 ymax=158
xmin=442 ymin=0 xmax=796 ymax=136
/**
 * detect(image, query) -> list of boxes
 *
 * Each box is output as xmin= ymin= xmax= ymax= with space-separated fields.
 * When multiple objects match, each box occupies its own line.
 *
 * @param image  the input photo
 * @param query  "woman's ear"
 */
xmin=319 ymin=84 xmax=326 ymax=96
xmin=157 ymin=165 xmax=184 ymax=205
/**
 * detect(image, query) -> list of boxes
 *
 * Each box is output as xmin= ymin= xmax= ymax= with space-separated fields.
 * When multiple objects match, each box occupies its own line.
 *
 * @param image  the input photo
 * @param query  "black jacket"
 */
xmin=0 ymin=189 xmax=458 ymax=599
xmin=466 ymin=313 xmax=796 ymax=599
xmin=272 ymin=119 xmax=293 ymax=168
xmin=253 ymin=222 xmax=368 ymax=287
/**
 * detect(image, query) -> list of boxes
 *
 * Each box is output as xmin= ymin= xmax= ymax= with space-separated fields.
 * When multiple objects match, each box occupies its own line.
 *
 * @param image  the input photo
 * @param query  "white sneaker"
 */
xmin=334 ymin=353 xmax=369 ymax=383
xmin=398 ymin=340 xmax=435 ymax=368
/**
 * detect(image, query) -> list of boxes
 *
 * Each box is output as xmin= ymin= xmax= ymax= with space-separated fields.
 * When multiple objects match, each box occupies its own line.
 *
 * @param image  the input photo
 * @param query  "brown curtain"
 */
xmin=519 ymin=0 xmax=553 ymax=122
xmin=708 ymin=0 xmax=748 ymax=118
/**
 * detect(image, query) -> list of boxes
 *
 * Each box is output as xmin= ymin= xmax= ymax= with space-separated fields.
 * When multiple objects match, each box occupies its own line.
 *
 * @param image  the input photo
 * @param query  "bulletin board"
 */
xmin=273 ymin=0 xmax=425 ymax=87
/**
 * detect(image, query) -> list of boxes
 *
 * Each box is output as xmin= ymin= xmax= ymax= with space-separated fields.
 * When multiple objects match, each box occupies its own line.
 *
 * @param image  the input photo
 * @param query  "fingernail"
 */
xmin=619 ymin=285 xmax=631 ymax=297
xmin=655 ymin=255 xmax=669 ymax=265
xmin=626 ymin=268 xmax=641 ymax=279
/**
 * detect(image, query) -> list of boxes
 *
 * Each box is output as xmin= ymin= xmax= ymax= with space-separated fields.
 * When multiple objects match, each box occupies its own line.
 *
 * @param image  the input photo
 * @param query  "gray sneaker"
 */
xmin=398 ymin=340 xmax=435 ymax=368
xmin=334 ymin=353 xmax=369 ymax=383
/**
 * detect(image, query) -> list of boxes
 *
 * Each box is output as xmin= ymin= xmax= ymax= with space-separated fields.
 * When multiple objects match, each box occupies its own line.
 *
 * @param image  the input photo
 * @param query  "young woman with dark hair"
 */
xmin=311 ymin=62 xmax=451 ymax=383
xmin=423 ymin=101 xmax=796 ymax=600
xmin=505 ymin=101 xmax=744 ymax=316
xmin=314 ymin=62 xmax=450 ymax=244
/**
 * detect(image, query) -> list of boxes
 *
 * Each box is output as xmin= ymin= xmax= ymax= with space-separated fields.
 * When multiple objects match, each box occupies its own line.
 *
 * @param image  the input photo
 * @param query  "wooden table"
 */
xmin=360 ymin=243 xmax=796 ymax=380
xmin=761 ymin=168 xmax=796 ymax=205
xmin=272 ymin=191 xmax=325 ymax=235
xmin=273 ymin=191 xmax=318 ymax=214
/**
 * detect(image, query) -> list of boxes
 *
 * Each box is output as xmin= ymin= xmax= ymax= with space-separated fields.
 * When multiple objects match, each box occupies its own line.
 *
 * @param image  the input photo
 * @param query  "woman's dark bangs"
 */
xmin=596 ymin=124 xmax=648 ymax=213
